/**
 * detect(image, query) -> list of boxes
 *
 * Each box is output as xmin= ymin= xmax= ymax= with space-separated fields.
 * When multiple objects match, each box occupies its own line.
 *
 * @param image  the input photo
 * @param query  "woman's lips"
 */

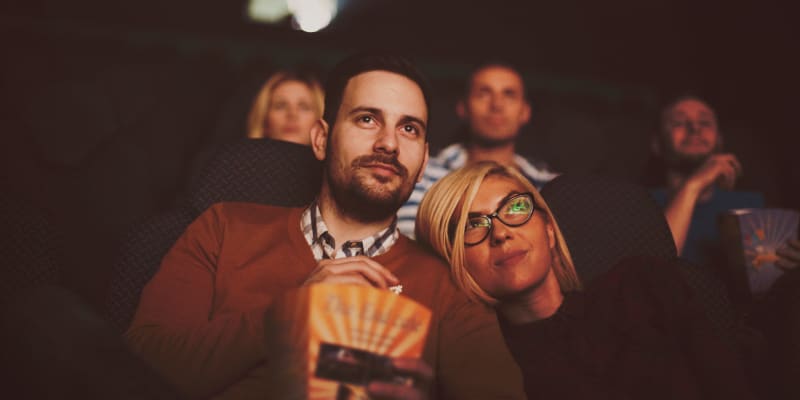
xmin=495 ymin=249 xmax=528 ymax=267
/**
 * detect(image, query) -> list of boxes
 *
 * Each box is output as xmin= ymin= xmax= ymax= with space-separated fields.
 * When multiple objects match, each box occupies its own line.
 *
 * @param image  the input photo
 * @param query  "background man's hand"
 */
xmin=303 ymin=256 xmax=399 ymax=289
xmin=776 ymin=239 xmax=800 ymax=270
xmin=686 ymin=153 xmax=742 ymax=192
xmin=367 ymin=358 xmax=433 ymax=400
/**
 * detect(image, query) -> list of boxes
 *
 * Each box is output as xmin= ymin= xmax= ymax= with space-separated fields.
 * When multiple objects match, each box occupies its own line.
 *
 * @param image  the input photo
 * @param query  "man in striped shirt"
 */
xmin=398 ymin=62 xmax=557 ymax=237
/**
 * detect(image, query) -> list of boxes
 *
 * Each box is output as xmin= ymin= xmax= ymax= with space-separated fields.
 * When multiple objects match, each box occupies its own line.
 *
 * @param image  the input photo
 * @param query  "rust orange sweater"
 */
xmin=125 ymin=203 xmax=524 ymax=399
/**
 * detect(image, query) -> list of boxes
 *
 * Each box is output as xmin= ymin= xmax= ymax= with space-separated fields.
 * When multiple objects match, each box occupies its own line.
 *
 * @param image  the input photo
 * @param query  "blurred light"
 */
xmin=287 ymin=0 xmax=337 ymax=32
xmin=248 ymin=0 xmax=291 ymax=23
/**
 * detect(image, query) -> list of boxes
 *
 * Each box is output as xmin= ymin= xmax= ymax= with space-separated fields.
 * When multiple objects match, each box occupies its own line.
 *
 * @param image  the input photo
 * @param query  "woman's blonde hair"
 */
xmin=246 ymin=70 xmax=324 ymax=139
xmin=415 ymin=161 xmax=582 ymax=305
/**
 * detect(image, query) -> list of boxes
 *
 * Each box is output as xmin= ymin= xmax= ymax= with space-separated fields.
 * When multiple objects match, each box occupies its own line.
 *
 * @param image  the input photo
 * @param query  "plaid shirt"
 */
xmin=301 ymin=201 xmax=400 ymax=261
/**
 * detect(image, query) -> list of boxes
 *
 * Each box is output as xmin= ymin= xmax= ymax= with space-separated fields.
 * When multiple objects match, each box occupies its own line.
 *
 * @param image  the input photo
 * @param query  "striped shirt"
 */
xmin=301 ymin=200 xmax=400 ymax=261
xmin=397 ymin=143 xmax=558 ymax=238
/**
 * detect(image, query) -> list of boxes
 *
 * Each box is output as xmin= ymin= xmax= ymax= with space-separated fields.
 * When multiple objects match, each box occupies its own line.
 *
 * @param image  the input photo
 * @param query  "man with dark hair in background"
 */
xmin=125 ymin=53 xmax=525 ymax=399
xmin=398 ymin=61 xmax=557 ymax=237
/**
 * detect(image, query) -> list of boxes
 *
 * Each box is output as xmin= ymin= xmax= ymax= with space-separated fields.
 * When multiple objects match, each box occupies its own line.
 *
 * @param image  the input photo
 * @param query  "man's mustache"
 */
xmin=352 ymin=154 xmax=408 ymax=178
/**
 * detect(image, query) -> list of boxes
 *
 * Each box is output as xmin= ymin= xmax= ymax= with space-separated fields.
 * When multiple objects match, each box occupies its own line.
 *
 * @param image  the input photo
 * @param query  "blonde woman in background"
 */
xmin=415 ymin=161 xmax=755 ymax=400
xmin=246 ymin=70 xmax=324 ymax=145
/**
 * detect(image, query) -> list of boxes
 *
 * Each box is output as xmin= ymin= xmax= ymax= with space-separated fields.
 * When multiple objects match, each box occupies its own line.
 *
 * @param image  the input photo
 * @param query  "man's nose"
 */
xmin=489 ymin=94 xmax=504 ymax=111
xmin=374 ymin=126 xmax=398 ymax=154
xmin=685 ymin=120 xmax=700 ymax=135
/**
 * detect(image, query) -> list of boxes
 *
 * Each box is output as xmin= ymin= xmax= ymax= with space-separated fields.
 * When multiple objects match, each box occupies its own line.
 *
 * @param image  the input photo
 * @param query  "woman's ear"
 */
xmin=310 ymin=119 xmax=329 ymax=161
xmin=546 ymin=222 xmax=556 ymax=250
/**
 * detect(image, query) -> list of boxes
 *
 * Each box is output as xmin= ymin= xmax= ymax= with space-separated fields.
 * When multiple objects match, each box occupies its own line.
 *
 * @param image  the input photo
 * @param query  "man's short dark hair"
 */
xmin=322 ymin=53 xmax=433 ymax=141
xmin=463 ymin=59 xmax=528 ymax=100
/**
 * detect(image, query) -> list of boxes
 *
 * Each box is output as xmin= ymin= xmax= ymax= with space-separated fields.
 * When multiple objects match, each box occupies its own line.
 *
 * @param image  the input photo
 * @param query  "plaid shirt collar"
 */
xmin=301 ymin=200 xmax=400 ymax=261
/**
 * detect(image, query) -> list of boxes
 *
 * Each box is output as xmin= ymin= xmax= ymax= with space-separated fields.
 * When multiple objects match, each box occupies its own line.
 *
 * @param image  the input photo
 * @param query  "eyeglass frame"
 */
xmin=459 ymin=192 xmax=537 ymax=247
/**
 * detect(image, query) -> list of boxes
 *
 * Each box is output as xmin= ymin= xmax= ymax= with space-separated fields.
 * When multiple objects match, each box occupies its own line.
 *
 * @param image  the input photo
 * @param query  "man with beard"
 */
xmin=651 ymin=95 xmax=800 ymax=400
xmin=398 ymin=61 xmax=557 ymax=237
xmin=125 ymin=54 xmax=525 ymax=400
xmin=649 ymin=95 xmax=799 ymax=268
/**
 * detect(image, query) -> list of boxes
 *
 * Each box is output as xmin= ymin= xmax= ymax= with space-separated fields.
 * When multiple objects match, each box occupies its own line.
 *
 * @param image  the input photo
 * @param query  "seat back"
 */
xmin=540 ymin=174 xmax=737 ymax=335
xmin=0 ymin=193 xmax=61 ymax=303
xmin=105 ymin=138 xmax=322 ymax=332
xmin=540 ymin=174 xmax=676 ymax=283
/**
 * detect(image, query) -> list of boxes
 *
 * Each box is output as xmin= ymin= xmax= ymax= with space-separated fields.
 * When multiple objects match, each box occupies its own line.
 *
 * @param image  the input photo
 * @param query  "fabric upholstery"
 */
xmin=105 ymin=138 xmax=322 ymax=332
xmin=0 ymin=193 xmax=61 ymax=303
xmin=540 ymin=174 xmax=676 ymax=283
xmin=540 ymin=174 xmax=737 ymax=338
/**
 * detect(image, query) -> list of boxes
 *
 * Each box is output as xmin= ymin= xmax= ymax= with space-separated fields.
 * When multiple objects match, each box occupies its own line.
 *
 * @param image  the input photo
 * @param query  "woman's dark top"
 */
xmin=499 ymin=256 xmax=756 ymax=400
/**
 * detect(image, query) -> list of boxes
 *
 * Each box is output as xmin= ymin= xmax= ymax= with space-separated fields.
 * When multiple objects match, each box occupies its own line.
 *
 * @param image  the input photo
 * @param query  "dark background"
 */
xmin=1 ymin=0 xmax=797 ymax=307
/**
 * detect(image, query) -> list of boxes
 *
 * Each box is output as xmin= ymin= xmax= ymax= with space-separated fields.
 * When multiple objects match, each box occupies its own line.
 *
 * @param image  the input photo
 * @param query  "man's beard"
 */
xmin=325 ymin=153 xmax=416 ymax=224
xmin=664 ymin=150 xmax=712 ymax=176
xmin=465 ymin=123 xmax=518 ymax=149
xmin=469 ymin=133 xmax=516 ymax=149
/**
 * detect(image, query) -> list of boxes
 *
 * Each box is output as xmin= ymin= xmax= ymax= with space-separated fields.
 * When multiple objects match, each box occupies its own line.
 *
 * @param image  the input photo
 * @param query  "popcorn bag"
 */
xmin=263 ymin=284 xmax=432 ymax=399
xmin=719 ymin=208 xmax=800 ymax=298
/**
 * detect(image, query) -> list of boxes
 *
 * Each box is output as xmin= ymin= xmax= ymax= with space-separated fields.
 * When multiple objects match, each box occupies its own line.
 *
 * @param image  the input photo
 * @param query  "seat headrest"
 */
xmin=188 ymin=138 xmax=322 ymax=212
xmin=540 ymin=174 xmax=676 ymax=283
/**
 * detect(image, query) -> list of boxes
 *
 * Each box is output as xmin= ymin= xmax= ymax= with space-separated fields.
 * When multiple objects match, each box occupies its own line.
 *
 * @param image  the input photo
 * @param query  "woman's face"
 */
xmin=461 ymin=175 xmax=556 ymax=299
xmin=264 ymin=80 xmax=318 ymax=145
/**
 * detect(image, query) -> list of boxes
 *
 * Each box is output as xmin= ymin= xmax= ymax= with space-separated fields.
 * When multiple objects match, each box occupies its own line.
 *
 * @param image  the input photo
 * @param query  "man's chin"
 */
xmin=470 ymin=131 xmax=517 ymax=148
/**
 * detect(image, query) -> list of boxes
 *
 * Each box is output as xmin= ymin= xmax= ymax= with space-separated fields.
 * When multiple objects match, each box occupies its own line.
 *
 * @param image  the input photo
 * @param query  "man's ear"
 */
xmin=417 ymin=143 xmax=430 ymax=183
xmin=310 ymin=119 xmax=329 ymax=161
xmin=520 ymin=101 xmax=532 ymax=125
xmin=456 ymin=100 xmax=466 ymax=119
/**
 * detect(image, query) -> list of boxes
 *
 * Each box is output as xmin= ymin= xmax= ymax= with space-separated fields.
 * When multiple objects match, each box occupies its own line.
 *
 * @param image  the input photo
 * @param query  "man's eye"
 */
xmin=402 ymin=125 xmax=418 ymax=135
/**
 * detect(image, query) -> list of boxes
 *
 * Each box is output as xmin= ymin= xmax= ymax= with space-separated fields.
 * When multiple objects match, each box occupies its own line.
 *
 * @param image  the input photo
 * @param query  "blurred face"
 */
xmin=458 ymin=66 xmax=531 ymax=145
xmin=662 ymin=98 xmax=720 ymax=159
xmin=461 ymin=176 xmax=556 ymax=299
xmin=264 ymin=80 xmax=318 ymax=145
xmin=313 ymin=70 xmax=429 ymax=222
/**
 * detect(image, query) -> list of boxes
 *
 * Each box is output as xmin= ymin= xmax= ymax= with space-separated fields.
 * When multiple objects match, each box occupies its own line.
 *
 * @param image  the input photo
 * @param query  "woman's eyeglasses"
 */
xmin=463 ymin=192 xmax=536 ymax=246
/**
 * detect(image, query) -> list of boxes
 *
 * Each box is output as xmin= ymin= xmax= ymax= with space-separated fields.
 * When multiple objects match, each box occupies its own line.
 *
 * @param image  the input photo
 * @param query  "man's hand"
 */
xmin=303 ymin=256 xmax=399 ymax=289
xmin=686 ymin=153 xmax=742 ymax=192
xmin=776 ymin=239 xmax=800 ymax=270
xmin=367 ymin=358 xmax=433 ymax=400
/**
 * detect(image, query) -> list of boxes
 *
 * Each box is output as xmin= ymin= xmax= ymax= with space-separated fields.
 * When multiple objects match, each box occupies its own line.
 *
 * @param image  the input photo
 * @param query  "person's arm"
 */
xmin=435 ymin=295 xmax=526 ymax=399
xmin=663 ymin=153 xmax=741 ymax=255
xmin=124 ymin=205 xmax=268 ymax=399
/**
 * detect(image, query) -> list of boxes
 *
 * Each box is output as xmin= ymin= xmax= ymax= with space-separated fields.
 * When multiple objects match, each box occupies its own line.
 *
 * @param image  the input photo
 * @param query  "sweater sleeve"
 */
xmin=434 ymin=294 xmax=526 ymax=400
xmin=124 ymin=204 xmax=268 ymax=399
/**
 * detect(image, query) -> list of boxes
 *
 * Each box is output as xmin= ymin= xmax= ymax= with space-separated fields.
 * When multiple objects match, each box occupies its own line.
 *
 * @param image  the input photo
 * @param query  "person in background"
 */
xmin=416 ymin=161 xmax=756 ymax=399
xmin=397 ymin=61 xmax=557 ymax=237
xmin=648 ymin=95 xmax=799 ymax=269
xmin=125 ymin=53 xmax=525 ymax=400
xmin=246 ymin=70 xmax=324 ymax=145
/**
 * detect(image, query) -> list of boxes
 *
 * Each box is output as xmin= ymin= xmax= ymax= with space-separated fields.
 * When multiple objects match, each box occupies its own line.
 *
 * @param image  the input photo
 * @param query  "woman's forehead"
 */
xmin=471 ymin=176 xmax=527 ymax=210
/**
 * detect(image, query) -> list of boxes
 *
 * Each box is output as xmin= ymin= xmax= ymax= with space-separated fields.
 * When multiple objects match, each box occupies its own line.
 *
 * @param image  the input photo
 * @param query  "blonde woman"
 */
xmin=415 ymin=161 xmax=754 ymax=400
xmin=246 ymin=70 xmax=324 ymax=144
